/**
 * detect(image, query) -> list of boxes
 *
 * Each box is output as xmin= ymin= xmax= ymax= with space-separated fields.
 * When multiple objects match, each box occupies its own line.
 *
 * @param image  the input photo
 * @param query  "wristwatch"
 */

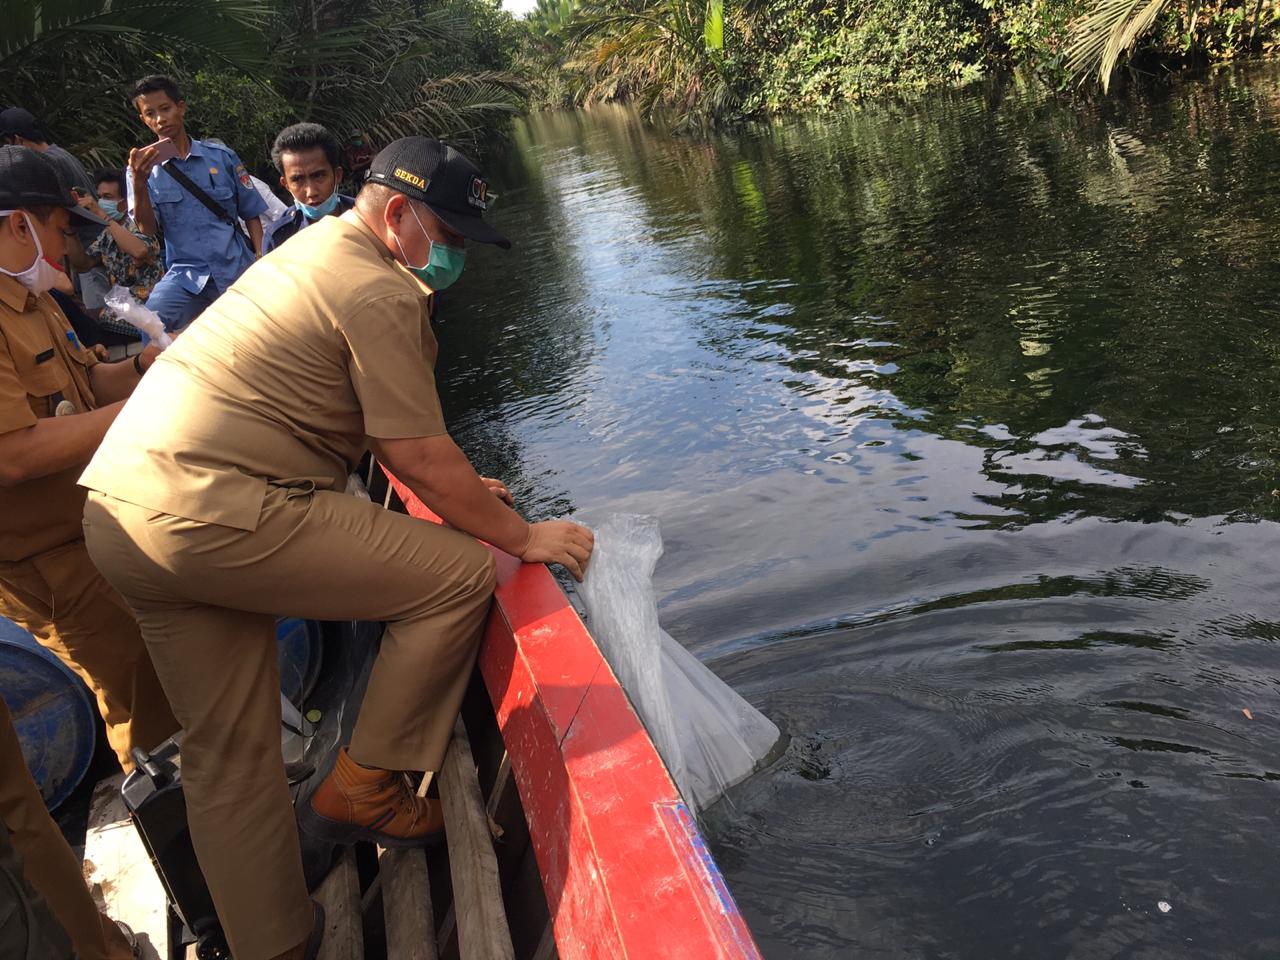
xmin=133 ymin=353 xmax=146 ymax=377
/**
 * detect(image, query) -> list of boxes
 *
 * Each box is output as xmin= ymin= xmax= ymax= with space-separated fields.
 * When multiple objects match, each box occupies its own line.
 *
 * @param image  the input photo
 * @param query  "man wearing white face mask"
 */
xmin=79 ymin=137 xmax=594 ymax=960
xmin=0 ymin=145 xmax=178 ymax=959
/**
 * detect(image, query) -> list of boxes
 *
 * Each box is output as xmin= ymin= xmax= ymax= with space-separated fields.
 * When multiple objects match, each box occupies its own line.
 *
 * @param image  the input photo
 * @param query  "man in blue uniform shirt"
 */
xmin=263 ymin=123 xmax=355 ymax=254
xmin=125 ymin=75 xmax=267 ymax=331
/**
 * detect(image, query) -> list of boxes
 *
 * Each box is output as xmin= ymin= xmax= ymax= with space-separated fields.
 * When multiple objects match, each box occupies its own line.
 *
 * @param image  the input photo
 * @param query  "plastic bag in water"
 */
xmin=579 ymin=514 xmax=782 ymax=810
xmin=103 ymin=285 xmax=172 ymax=348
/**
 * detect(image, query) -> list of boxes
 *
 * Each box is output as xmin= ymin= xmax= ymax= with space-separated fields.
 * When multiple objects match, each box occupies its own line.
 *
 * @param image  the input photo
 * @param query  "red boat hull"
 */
xmin=386 ymin=475 xmax=764 ymax=959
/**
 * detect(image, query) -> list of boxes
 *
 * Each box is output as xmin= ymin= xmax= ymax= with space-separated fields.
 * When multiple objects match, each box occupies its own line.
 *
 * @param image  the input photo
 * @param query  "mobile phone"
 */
xmin=149 ymin=137 xmax=179 ymax=163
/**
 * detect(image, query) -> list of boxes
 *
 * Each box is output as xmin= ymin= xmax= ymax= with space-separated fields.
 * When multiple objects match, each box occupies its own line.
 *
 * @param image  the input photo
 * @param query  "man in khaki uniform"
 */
xmin=0 ymin=145 xmax=172 ymax=960
xmin=80 ymin=137 xmax=594 ymax=960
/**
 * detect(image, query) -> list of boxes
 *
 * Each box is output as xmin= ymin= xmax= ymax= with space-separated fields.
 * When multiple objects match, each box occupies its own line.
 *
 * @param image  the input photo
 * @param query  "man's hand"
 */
xmin=480 ymin=477 xmax=514 ymax=507
xmin=90 ymin=345 xmax=160 ymax=404
xmin=92 ymin=344 xmax=109 ymax=361
xmin=128 ymin=144 xmax=161 ymax=180
xmin=127 ymin=147 xmax=160 ymax=235
xmin=74 ymin=191 xmax=107 ymax=221
xmin=519 ymin=520 xmax=594 ymax=582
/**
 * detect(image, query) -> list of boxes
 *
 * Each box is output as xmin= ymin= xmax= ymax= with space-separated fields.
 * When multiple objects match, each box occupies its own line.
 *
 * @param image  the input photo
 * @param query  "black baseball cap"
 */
xmin=367 ymin=137 xmax=511 ymax=249
xmin=0 ymin=107 xmax=44 ymax=143
xmin=0 ymin=146 xmax=105 ymax=225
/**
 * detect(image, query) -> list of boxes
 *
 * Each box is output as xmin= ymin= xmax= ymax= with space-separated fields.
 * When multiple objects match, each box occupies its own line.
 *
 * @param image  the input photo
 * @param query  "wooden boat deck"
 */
xmin=85 ymin=706 xmax=554 ymax=960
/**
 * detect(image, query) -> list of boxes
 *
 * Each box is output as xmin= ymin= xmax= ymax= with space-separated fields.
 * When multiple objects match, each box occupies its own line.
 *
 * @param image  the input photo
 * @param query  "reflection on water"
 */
xmin=437 ymin=67 xmax=1280 ymax=958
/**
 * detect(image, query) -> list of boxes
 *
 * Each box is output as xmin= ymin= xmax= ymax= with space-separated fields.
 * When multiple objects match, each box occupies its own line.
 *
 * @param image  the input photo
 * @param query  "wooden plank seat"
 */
xmin=85 ymin=713 xmax=539 ymax=960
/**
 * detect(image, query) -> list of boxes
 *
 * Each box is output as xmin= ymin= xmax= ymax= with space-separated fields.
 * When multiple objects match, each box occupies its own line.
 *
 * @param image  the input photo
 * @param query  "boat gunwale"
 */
xmin=383 ymin=469 xmax=764 ymax=960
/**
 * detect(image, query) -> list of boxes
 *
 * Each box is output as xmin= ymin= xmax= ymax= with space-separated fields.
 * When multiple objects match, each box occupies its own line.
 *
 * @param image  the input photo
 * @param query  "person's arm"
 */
xmin=246 ymin=216 xmax=263 ymax=257
xmin=127 ymin=145 xmax=160 ymax=237
xmin=372 ymin=434 xmax=594 ymax=580
xmin=0 ymin=402 xmax=125 ymax=487
xmin=74 ymin=194 xmax=152 ymax=261
xmin=227 ymin=152 xmax=268 ymax=256
xmin=88 ymin=346 xmax=159 ymax=405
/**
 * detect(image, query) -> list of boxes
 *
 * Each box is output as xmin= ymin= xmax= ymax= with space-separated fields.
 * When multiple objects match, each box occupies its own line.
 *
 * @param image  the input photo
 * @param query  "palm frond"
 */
xmin=397 ymin=73 xmax=524 ymax=142
xmin=1066 ymin=0 xmax=1172 ymax=91
xmin=1 ymin=0 xmax=274 ymax=67
xmin=704 ymin=0 xmax=724 ymax=51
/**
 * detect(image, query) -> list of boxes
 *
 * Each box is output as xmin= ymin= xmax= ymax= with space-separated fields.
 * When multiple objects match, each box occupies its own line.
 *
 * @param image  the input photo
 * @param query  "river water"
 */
xmin=436 ymin=68 xmax=1280 ymax=959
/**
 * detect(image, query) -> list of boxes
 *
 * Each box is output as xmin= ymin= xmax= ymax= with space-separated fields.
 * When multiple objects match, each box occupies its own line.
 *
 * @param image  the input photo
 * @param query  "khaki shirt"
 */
xmin=0 ymin=275 xmax=99 ymax=562
xmin=80 ymin=214 xmax=445 ymax=531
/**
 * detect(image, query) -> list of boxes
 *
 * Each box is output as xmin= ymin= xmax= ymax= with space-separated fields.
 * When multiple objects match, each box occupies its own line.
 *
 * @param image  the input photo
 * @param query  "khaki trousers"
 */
xmin=82 ymin=485 xmax=496 ymax=960
xmin=0 ymin=539 xmax=179 ymax=772
xmin=0 ymin=697 xmax=134 ymax=960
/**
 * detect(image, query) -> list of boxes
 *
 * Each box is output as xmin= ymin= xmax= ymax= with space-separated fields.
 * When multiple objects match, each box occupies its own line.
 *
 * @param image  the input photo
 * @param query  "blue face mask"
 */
xmin=395 ymin=203 xmax=467 ymax=291
xmin=98 ymin=198 xmax=125 ymax=222
xmin=297 ymin=192 xmax=340 ymax=220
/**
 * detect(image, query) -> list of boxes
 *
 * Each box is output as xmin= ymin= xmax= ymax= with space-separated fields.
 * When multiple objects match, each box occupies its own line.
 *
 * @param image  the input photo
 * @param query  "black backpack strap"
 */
xmin=160 ymin=160 xmax=254 ymax=252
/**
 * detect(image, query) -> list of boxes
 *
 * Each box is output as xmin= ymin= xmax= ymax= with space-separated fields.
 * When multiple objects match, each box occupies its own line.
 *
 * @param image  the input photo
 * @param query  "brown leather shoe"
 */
xmin=299 ymin=748 xmax=444 ymax=849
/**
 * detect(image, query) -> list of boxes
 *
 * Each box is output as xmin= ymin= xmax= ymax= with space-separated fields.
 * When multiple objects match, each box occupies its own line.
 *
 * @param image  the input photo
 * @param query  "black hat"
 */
xmin=0 ymin=146 xmax=105 ymax=225
xmin=367 ymin=137 xmax=510 ymax=249
xmin=0 ymin=107 xmax=44 ymax=143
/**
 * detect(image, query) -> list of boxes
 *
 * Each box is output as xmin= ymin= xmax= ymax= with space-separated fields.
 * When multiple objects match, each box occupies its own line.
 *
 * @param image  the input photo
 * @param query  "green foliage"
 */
xmin=1 ymin=0 xmax=273 ymax=64
xmin=0 ymin=0 xmax=524 ymax=176
xmin=522 ymin=0 xmax=740 ymax=127
xmin=527 ymin=0 xmax=581 ymax=49
xmin=1067 ymin=0 xmax=1174 ymax=89
xmin=266 ymin=0 xmax=525 ymax=156
xmin=1067 ymin=0 xmax=1280 ymax=90
xmin=0 ymin=1 xmax=275 ymax=168
xmin=521 ymin=0 xmax=1083 ymax=122
xmin=183 ymin=67 xmax=291 ymax=169
xmin=519 ymin=0 xmax=1279 ymax=123
xmin=704 ymin=0 xmax=725 ymax=51
xmin=993 ymin=0 xmax=1083 ymax=85
xmin=740 ymin=0 xmax=999 ymax=113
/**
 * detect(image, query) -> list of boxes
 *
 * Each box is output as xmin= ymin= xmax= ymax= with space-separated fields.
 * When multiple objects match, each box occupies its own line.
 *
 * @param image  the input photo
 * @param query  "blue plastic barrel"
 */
xmin=0 ymin=617 xmax=97 ymax=810
xmin=2 ymin=616 xmax=322 ymax=810
xmin=276 ymin=617 xmax=322 ymax=704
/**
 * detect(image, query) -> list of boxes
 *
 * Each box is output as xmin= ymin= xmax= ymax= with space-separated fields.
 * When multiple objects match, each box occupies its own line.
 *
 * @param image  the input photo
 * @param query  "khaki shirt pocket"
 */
xmin=60 ymin=337 xmax=97 ymax=408
xmin=14 ymin=348 xmax=75 ymax=419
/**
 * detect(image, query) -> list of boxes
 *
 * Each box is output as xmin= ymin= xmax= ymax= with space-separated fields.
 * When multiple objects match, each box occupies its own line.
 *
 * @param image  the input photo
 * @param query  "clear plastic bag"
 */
xmin=579 ymin=514 xmax=782 ymax=810
xmin=103 ymin=285 xmax=172 ymax=348
xmin=345 ymin=473 xmax=371 ymax=501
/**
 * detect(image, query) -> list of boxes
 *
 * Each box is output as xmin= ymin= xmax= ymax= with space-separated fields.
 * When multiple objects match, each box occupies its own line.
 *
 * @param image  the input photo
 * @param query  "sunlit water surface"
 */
xmin=436 ymin=68 xmax=1280 ymax=959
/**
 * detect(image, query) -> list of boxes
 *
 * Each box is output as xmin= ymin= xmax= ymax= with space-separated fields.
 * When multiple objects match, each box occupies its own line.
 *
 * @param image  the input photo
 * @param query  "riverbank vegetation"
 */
xmin=522 ymin=0 xmax=1280 ymax=126
xmin=4 ymin=0 xmax=1279 ymax=163
xmin=2 ymin=0 xmax=524 ymax=171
